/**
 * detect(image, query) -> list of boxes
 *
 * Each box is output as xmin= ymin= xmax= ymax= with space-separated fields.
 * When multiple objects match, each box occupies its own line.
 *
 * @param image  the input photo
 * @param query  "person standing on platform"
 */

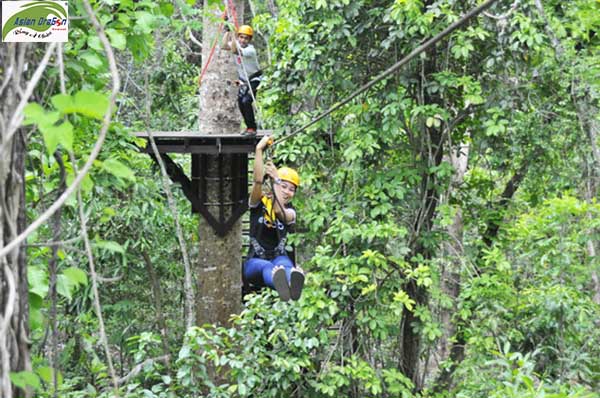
xmin=223 ymin=24 xmax=262 ymax=136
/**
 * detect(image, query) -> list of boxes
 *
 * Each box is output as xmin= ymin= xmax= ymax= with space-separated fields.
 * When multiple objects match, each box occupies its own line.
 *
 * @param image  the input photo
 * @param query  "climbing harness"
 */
xmin=243 ymin=179 xmax=290 ymax=297
xmin=249 ymin=236 xmax=288 ymax=259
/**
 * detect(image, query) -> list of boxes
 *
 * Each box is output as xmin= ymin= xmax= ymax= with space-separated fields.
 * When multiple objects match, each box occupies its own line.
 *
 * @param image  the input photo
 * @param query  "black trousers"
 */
xmin=238 ymin=80 xmax=260 ymax=130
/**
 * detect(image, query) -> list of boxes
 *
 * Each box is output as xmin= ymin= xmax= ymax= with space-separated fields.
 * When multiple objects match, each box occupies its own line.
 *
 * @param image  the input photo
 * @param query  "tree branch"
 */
xmin=0 ymin=0 xmax=121 ymax=261
xmin=144 ymin=69 xmax=195 ymax=329
xmin=48 ymin=152 xmax=66 ymax=397
xmin=71 ymin=150 xmax=119 ymax=394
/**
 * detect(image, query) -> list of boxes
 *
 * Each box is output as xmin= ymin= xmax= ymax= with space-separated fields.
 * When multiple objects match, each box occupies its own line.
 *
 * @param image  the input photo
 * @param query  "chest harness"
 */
xmin=249 ymin=196 xmax=288 ymax=259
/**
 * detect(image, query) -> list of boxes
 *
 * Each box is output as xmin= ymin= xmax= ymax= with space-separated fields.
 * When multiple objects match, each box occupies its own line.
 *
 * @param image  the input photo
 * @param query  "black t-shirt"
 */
xmin=249 ymin=195 xmax=295 ymax=253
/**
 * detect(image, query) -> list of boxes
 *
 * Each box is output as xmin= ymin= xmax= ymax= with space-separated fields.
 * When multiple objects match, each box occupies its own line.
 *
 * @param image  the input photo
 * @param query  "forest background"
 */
xmin=1 ymin=0 xmax=599 ymax=397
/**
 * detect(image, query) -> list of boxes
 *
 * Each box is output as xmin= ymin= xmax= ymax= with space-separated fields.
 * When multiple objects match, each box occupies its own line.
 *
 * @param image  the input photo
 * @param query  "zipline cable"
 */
xmin=273 ymin=0 xmax=502 ymax=146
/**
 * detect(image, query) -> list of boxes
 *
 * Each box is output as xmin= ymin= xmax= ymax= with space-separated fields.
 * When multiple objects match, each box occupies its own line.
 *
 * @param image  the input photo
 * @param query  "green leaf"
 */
xmin=57 ymin=274 xmax=74 ymax=301
xmin=24 ymin=104 xmax=60 ymax=133
xmin=51 ymin=94 xmax=75 ymax=113
xmin=94 ymin=239 xmax=125 ymax=254
xmin=80 ymin=51 xmax=104 ymax=70
xmin=29 ymin=292 xmax=43 ymax=310
xmin=40 ymin=121 xmax=73 ymax=155
xmin=63 ymin=267 xmax=88 ymax=287
xmin=28 ymin=265 xmax=48 ymax=298
xmin=102 ymin=158 xmax=136 ymax=181
xmin=87 ymin=35 xmax=103 ymax=51
xmin=106 ymin=28 xmax=127 ymax=50
xmin=159 ymin=2 xmax=175 ymax=16
xmin=29 ymin=305 xmax=44 ymax=331
xmin=23 ymin=103 xmax=45 ymax=125
xmin=56 ymin=269 xmax=87 ymax=301
xmin=134 ymin=11 xmax=156 ymax=34
xmin=29 ymin=293 xmax=44 ymax=330
xmin=73 ymin=91 xmax=109 ymax=120
xmin=10 ymin=371 xmax=41 ymax=390
xmin=37 ymin=366 xmax=63 ymax=387
xmin=66 ymin=169 xmax=95 ymax=194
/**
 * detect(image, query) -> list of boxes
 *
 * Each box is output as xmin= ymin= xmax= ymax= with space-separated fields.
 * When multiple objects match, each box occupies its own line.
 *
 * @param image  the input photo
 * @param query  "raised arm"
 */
xmin=249 ymin=135 xmax=271 ymax=206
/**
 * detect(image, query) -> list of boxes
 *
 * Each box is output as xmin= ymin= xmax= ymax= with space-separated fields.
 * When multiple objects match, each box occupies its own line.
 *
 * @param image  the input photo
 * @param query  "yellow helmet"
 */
xmin=278 ymin=167 xmax=300 ymax=187
xmin=237 ymin=25 xmax=253 ymax=37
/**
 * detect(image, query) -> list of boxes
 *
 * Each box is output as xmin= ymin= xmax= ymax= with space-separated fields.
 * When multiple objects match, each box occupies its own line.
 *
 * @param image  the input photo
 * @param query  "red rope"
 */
xmin=197 ymin=12 xmax=226 ymax=87
xmin=227 ymin=0 xmax=240 ymax=30
xmin=197 ymin=0 xmax=242 ymax=87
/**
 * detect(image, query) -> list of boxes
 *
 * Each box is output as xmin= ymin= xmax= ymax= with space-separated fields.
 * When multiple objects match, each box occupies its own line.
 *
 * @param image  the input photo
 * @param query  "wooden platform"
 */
xmin=133 ymin=130 xmax=273 ymax=154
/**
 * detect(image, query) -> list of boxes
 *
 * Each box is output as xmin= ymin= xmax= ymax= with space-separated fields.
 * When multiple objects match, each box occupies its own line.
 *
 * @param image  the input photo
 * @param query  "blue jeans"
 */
xmin=244 ymin=255 xmax=294 ymax=289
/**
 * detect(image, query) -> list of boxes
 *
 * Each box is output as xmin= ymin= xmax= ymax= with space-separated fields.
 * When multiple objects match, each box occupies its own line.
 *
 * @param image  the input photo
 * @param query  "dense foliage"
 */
xmin=4 ymin=0 xmax=599 ymax=397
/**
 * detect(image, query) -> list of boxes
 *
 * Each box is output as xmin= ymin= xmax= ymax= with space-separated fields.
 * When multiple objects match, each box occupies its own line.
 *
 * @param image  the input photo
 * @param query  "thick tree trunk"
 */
xmin=429 ymin=143 xmax=469 ymax=391
xmin=195 ymin=0 xmax=244 ymax=326
xmin=1 ymin=42 xmax=31 ymax=398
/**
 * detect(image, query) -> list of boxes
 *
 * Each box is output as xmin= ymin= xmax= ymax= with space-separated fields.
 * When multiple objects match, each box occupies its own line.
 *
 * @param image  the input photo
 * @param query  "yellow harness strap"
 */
xmin=261 ymin=196 xmax=275 ymax=225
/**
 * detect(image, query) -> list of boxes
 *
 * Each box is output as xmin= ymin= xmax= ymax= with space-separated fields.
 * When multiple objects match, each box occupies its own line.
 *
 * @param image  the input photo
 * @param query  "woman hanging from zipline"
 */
xmin=243 ymin=135 xmax=305 ymax=301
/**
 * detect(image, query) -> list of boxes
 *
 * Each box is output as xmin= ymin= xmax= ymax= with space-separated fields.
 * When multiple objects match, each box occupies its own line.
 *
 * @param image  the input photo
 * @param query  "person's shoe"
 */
xmin=289 ymin=268 xmax=305 ymax=301
xmin=241 ymin=128 xmax=257 ymax=136
xmin=272 ymin=266 xmax=290 ymax=302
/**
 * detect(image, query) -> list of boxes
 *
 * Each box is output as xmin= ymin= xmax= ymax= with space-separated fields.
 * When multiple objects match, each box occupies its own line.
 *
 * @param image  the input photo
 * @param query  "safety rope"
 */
xmin=272 ymin=0 xmax=501 ymax=146
xmin=197 ymin=11 xmax=227 ymax=87
xmin=226 ymin=0 xmax=240 ymax=30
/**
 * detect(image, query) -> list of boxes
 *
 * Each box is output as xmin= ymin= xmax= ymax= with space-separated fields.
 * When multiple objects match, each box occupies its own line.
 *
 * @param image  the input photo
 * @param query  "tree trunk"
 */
xmin=195 ymin=0 xmax=244 ymax=326
xmin=401 ymin=46 xmax=444 ymax=390
xmin=430 ymin=142 xmax=469 ymax=391
xmin=142 ymin=251 xmax=171 ymax=358
xmin=1 ymin=42 xmax=31 ymax=398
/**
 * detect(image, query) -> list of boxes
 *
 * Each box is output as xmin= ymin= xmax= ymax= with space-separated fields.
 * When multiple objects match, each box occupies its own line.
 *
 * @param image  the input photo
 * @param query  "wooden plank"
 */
xmin=132 ymin=130 xmax=274 ymax=139
xmin=142 ymin=144 xmax=257 ymax=155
